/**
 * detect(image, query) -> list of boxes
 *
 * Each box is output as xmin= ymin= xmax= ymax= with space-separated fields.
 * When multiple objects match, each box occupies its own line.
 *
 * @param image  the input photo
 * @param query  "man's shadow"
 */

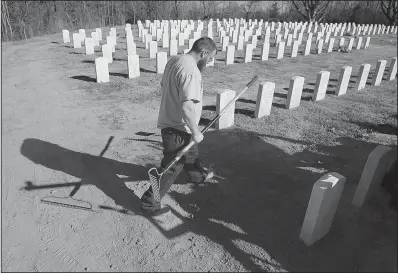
xmin=20 ymin=137 xmax=153 ymax=213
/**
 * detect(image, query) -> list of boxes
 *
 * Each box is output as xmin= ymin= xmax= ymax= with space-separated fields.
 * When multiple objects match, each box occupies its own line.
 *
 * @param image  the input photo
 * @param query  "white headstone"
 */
xmin=352 ymin=146 xmax=396 ymax=207
xmin=156 ymin=52 xmax=167 ymax=74
xmin=291 ymin=41 xmax=299 ymax=57
xmin=149 ymin=41 xmax=158 ymax=58
xmin=237 ymin=36 xmax=244 ymax=50
xmin=304 ymin=33 xmax=313 ymax=55
xmin=79 ymin=29 xmax=86 ymax=42
xmin=178 ymin=33 xmax=185 ymax=46
xmin=73 ymin=33 xmax=81 ymax=48
xmin=286 ymin=76 xmax=305 ymax=109
xmin=300 ymin=172 xmax=346 ymax=246
xmin=327 ymin=38 xmax=334 ymax=53
xmin=347 ymin=37 xmax=354 ymax=51
xmin=387 ymin=57 xmax=397 ymax=81
xmin=371 ymin=59 xmax=387 ymax=86
xmin=216 ymin=89 xmax=236 ymax=129
xmin=317 ymin=39 xmax=324 ymax=54
xmin=62 ymin=30 xmax=70 ymax=43
xmin=364 ymin=37 xmax=371 ymax=49
xmin=335 ymin=66 xmax=352 ymax=96
xmin=261 ymin=41 xmax=270 ymax=61
xmin=254 ymin=82 xmax=275 ymax=118
xmin=127 ymin=54 xmax=140 ymax=79
xmin=356 ymin=63 xmax=371 ymax=91
xmin=251 ymin=35 xmax=258 ymax=48
xmin=162 ymin=33 xmax=169 ymax=48
xmin=222 ymin=36 xmax=230 ymax=51
xmin=102 ymin=44 xmax=113 ymax=63
xmin=91 ymin=32 xmax=99 ymax=46
xmin=244 ymin=44 xmax=253 ymax=63
xmin=355 ymin=37 xmax=362 ymax=50
xmin=85 ymin=38 xmax=94 ymax=55
xmin=169 ymin=39 xmax=178 ymax=56
xmin=225 ymin=45 xmax=235 ymax=65
xmin=276 ymin=41 xmax=285 ymax=59
xmin=312 ymin=71 xmax=330 ymax=101
xmin=127 ymin=39 xmax=136 ymax=55
xmin=95 ymin=57 xmax=110 ymax=83
xmin=96 ymin=28 xmax=102 ymax=40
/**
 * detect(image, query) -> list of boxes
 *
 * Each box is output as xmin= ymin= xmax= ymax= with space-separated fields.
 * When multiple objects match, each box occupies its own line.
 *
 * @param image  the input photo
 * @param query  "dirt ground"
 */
xmin=2 ymin=24 xmax=397 ymax=272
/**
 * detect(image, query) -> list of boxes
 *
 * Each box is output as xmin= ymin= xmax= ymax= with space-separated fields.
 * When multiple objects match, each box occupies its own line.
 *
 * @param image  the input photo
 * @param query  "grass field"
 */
xmin=2 ymin=23 xmax=397 ymax=272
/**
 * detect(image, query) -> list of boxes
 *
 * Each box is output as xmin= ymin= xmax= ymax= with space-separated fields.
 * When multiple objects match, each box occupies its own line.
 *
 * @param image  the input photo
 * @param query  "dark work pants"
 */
xmin=141 ymin=127 xmax=207 ymax=209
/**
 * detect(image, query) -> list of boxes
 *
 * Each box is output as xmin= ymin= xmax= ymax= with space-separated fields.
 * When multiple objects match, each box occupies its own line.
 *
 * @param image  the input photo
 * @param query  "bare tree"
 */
xmin=243 ymin=1 xmax=260 ymax=21
xmin=380 ymin=0 xmax=398 ymax=25
xmin=291 ymin=0 xmax=331 ymax=22
xmin=201 ymin=1 xmax=222 ymax=20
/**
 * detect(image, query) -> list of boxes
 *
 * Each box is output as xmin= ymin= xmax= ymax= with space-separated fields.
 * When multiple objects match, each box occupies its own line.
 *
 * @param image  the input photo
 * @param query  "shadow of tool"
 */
xmin=20 ymin=136 xmax=152 ymax=213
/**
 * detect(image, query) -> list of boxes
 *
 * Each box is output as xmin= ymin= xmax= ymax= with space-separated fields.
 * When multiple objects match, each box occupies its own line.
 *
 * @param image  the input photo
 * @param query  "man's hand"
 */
xmin=192 ymin=131 xmax=204 ymax=143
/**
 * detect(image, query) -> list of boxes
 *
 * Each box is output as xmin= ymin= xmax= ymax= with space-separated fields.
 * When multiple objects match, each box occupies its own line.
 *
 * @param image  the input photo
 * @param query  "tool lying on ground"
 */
xmin=148 ymin=75 xmax=259 ymax=202
xmin=40 ymin=136 xmax=115 ymax=211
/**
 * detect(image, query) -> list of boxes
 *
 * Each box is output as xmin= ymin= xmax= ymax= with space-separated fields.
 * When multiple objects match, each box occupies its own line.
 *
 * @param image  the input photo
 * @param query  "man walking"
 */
xmin=141 ymin=37 xmax=218 ymax=214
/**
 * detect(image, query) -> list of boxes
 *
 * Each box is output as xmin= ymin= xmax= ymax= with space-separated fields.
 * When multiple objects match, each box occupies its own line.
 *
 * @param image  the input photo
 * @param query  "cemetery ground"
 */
xmin=2 ymin=25 xmax=397 ymax=272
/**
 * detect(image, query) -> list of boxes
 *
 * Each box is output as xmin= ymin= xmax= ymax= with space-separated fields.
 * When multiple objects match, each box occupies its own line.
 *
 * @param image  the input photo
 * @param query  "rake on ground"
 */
xmin=148 ymin=75 xmax=259 ymax=202
xmin=40 ymin=136 xmax=114 ymax=211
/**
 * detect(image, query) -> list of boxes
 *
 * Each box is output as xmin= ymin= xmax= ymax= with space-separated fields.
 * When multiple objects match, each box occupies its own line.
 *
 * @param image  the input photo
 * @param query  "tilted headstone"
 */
xmin=386 ymin=57 xmax=397 ymax=81
xmin=254 ymin=82 xmax=275 ymax=118
xmin=352 ymin=146 xmax=396 ymax=207
xmin=286 ymin=76 xmax=305 ymax=109
xmin=156 ymin=52 xmax=167 ymax=74
xmin=357 ymin=64 xmax=371 ymax=90
xmin=216 ymin=89 xmax=236 ymax=129
xmin=371 ymin=59 xmax=387 ymax=86
xmin=95 ymin=57 xmax=110 ymax=83
xmin=335 ymin=66 xmax=352 ymax=96
xmin=127 ymin=54 xmax=140 ymax=79
xmin=300 ymin=172 xmax=346 ymax=246
xmin=312 ymin=71 xmax=330 ymax=101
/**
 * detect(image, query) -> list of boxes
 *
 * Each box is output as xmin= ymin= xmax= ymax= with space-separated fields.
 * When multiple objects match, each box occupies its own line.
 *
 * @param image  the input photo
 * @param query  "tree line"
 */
xmin=1 ymin=1 xmax=397 ymax=42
